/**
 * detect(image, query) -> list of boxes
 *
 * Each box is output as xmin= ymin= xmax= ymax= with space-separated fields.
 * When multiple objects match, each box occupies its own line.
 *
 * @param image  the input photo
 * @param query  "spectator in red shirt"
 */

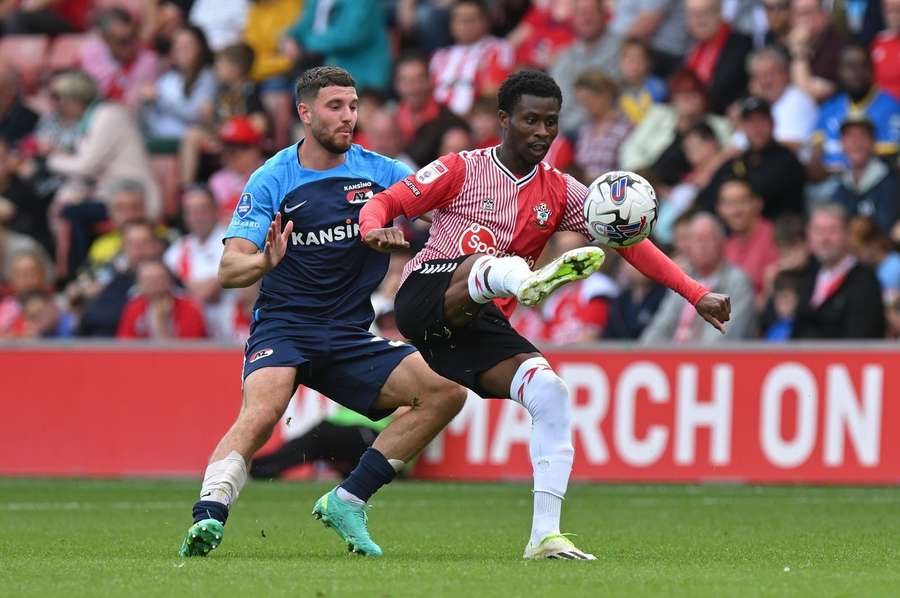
xmin=872 ymin=0 xmax=900 ymax=100
xmin=716 ymin=178 xmax=779 ymax=299
xmin=393 ymin=53 xmax=469 ymax=167
xmin=117 ymin=258 xmax=207 ymax=339
xmin=506 ymin=0 xmax=575 ymax=70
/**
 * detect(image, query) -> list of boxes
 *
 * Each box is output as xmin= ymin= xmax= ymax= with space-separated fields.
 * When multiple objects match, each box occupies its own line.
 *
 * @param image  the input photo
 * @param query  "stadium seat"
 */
xmin=150 ymin=155 xmax=181 ymax=220
xmin=47 ymin=34 xmax=89 ymax=72
xmin=0 ymin=35 xmax=50 ymax=92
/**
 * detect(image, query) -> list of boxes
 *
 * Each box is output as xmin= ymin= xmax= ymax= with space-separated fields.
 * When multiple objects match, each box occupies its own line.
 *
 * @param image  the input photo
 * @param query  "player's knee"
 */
xmin=239 ymin=403 xmax=282 ymax=437
xmin=523 ymin=370 xmax=571 ymax=426
xmin=422 ymin=378 xmax=466 ymax=419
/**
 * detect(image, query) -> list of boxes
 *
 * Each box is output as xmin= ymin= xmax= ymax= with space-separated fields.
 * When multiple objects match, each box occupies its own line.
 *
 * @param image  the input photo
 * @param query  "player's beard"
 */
xmin=311 ymin=121 xmax=353 ymax=155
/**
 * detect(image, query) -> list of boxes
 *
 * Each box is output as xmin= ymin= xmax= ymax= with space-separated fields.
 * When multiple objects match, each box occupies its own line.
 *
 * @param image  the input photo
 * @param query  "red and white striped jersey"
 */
xmin=391 ymin=147 xmax=591 ymax=314
xmin=430 ymin=38 xmax=513 ymax=115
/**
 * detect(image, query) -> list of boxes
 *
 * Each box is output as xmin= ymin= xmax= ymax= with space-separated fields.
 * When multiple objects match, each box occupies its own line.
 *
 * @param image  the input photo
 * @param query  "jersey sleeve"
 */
xmin=385 ymin=153 xmax=467 ymax=220
xmin=223 ymin=168 xmax=281 ymax=250
xmin=557 ymin=174 xmax=593 ymax=241
xmin=378 ymin=156 xmax=415 ymax=188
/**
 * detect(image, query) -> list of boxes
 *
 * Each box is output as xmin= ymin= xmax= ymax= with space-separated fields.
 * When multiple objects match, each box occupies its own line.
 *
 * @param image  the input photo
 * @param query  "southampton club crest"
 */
xmin=533 ymin=202 xmax=551 ymax=228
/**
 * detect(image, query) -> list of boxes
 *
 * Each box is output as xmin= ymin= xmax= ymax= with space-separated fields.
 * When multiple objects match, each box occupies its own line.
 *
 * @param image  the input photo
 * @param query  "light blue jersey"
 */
xmin=225 ymin=142 xmax=413 ymax=329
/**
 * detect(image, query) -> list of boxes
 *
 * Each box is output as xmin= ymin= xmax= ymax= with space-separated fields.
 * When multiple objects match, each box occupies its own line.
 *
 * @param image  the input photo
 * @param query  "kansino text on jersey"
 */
xmin=291 ymin=222 xmax=360 ymax=246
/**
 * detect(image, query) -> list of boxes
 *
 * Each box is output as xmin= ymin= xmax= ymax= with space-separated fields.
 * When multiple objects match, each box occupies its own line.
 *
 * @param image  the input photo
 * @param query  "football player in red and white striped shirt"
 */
xmin=360 ymin=70 xmax=731 ymax=560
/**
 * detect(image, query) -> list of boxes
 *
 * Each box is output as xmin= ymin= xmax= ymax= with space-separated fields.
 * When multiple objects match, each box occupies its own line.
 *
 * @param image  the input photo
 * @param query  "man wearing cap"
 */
xmin=830 ymin=116 xmax=899 ymax=233
xmin=700 ymin=96 xmax=805 ymax=219
xmin=209 ymin=116 xmax=266 ymax=217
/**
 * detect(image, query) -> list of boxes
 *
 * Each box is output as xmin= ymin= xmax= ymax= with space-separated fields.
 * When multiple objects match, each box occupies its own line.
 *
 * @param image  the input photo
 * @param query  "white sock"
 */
xmin=199 ymin=451 xmax=248 ymax=508
xmin=336 ymin=486 xmax=365 ymax=505
xmin=532 ymin=491 xmax=563 ymax=544
xmin=467 ymin=255 xmax=532 ymax=304
xmin=510 ymin=357 xmax=573 ymax=545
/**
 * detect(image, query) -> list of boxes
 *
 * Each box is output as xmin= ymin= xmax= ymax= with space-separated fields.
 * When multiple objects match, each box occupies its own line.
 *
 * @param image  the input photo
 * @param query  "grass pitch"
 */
xmin=1 ymin=479 xmax=898 ymax=597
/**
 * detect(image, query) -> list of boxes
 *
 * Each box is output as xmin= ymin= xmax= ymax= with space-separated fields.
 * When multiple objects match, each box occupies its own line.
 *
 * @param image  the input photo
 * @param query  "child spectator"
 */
xmin=763 ymin=269 xmax=802 ymax=341
xmin=618 ymin=37 xmax=667 ymax=124
xmin=179 ymin=43 xmax=266 ymax=186
xmin=141 ymin=25 xmax=217 ymax=150
xmin=117 ymin=258 xmax=207 ymax=339
xmin=8 ymin=290 xmax=77 ymax=339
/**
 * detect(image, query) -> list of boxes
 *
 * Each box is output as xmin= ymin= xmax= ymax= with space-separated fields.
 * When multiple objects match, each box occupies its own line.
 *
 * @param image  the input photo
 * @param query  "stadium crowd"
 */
xmin=0 ymin=0 xmax=899 ymax=343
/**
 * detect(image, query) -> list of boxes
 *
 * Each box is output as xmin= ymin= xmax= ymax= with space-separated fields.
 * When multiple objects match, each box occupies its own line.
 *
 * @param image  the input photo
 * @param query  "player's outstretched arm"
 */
xmin=219 ymin=213 xmax=294 ymax=288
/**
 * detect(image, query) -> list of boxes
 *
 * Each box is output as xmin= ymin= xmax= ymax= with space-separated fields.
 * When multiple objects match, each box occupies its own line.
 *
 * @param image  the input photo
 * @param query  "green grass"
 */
xmin=1 ymin=479 xmax=899 ymax=597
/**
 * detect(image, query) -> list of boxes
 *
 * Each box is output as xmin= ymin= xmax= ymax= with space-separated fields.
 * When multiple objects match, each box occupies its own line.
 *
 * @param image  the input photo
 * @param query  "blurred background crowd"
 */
xmin=0 ymin=0 xmax=899 ymax=344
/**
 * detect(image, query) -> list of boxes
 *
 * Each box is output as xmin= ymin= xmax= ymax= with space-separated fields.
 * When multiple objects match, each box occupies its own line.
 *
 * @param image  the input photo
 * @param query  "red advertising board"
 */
xmin=2 ymin=344 xmax=899 ymax=483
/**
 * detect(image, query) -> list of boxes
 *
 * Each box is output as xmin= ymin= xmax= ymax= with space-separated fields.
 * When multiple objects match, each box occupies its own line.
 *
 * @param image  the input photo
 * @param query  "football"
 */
xmin=583 ymin=171 xmax=658 ymax=248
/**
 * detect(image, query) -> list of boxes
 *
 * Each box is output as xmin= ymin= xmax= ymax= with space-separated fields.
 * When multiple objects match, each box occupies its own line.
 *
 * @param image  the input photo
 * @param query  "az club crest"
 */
xmin=533 ymin=202 xmax=551 ymax=228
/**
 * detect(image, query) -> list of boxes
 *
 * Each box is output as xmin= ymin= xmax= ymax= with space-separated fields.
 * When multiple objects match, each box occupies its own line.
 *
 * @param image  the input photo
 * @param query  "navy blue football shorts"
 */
xmin=242 ymin=315 xmax=416 ymax=420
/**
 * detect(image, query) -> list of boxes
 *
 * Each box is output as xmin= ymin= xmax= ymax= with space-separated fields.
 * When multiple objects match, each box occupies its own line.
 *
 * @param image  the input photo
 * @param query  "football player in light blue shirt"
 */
xmin=178 ymin=66 xmax=466 ymax=559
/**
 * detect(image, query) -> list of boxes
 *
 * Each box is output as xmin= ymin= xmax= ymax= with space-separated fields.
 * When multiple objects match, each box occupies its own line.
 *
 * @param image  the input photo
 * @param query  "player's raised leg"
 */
xmin=443 ymin=247 xmax=605 ymax=326
xmin=179 ymin=366 xmax=296 ymax=557
xmin=313 ymin=352 xmax=466 ymax=556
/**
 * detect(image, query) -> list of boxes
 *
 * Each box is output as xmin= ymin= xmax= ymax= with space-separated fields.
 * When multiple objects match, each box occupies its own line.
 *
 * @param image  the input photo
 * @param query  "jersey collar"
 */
xmin=490 ymin=146 xmax=538 ymax=186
